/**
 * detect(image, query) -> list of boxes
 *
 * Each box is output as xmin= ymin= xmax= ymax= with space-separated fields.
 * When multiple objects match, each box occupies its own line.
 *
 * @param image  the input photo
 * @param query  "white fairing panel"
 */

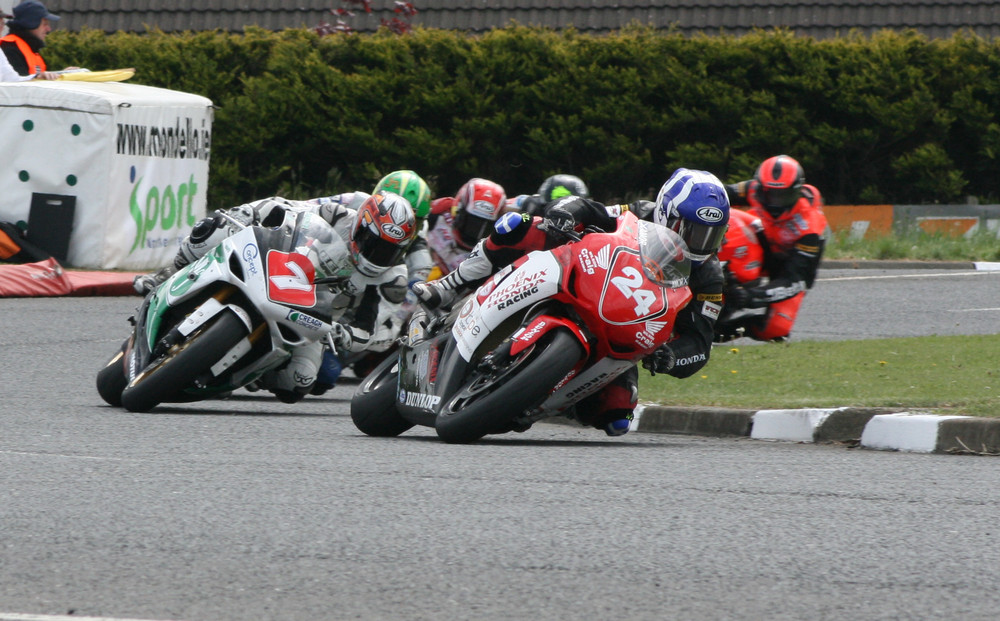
xmin=453 ymin=251 xmax=562 ymax=361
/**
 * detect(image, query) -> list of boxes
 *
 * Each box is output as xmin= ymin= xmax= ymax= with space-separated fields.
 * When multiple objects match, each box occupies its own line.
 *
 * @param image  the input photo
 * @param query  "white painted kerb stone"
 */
xmin=750 ymin=408 xmax=840 ymax=442
xmin=860 ymin=412 xmax=973 ymax=452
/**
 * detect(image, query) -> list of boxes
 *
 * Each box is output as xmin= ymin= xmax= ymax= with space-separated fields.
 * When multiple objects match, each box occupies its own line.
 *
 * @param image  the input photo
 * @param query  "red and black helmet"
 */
xmin=753 ymin=155 xmax=805 ymax=217
xmin=451 ymin=178 xmax=506 ymax=249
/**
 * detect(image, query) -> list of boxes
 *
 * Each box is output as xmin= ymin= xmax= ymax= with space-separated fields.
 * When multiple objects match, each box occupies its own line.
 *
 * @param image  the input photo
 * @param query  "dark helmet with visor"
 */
xmin=537 ymin=174 xmax=589 ymax=202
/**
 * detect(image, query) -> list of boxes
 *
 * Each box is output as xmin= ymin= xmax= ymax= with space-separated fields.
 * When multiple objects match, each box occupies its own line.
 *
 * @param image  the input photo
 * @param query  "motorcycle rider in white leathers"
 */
xmin=134 ymin=191 xmax=418 ymax=403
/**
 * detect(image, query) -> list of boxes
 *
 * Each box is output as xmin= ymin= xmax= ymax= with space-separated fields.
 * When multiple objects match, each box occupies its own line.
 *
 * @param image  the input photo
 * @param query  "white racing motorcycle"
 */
xmin=97 ymin=210 xmax=348 ymax=412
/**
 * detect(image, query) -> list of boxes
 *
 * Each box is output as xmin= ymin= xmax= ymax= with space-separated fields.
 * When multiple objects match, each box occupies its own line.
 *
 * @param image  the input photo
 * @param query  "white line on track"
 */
xmin=819 ymin=271 xmax=993 ymax=282
xmin=0 ymin=450 xmax=127 ymax=461
xmin=0 ymin=614 xmax=182 ymax=621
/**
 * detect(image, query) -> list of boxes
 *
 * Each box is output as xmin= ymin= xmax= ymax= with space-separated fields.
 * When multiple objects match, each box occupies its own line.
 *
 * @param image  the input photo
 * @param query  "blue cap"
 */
xmin=9 ymin=1 xmax=60 ymax=30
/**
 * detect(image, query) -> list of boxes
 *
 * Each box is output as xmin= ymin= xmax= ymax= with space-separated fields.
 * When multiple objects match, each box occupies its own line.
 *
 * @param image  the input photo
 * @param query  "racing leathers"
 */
xmin=135 ymin=195 xmax=411 ymax=401
xmin=424 ymin=197 xmax=475 ymax=278
xmin=724 ymin=181 xmax=827 ymax=341
xmin=413 ymin=196 xmax=724 ymax=434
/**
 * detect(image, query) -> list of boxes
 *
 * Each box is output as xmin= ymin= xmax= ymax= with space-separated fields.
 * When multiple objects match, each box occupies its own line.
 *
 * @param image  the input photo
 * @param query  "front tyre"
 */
xmin=120 ymin=312 xmax=248 ymax=413
xmin=96 ymin=339 xmax=130 ymax=407
xmin=350 ymin=354 xmax=412 ymax=437
xmin=435 ymin=329 xmax=584 ymax=444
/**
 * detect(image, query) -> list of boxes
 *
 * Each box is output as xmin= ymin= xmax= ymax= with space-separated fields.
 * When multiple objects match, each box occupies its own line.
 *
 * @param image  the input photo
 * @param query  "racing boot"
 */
xmin=603 ymin=411 xmax=635 ymax=437
xmin=412 ymin=240 xmax=495 ymax=309
xmin=310 ymin=349 xmax=343 ymax=395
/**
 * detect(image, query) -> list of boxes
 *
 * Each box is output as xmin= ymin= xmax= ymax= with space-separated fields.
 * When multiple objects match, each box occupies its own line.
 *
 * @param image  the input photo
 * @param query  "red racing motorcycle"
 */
xmin=350 ymin=211 xmax=692 ymax=443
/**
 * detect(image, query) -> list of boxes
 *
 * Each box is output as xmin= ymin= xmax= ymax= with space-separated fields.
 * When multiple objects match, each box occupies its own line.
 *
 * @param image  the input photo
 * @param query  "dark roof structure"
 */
xmin=35 ymin=1 xmax=1000 ymax=39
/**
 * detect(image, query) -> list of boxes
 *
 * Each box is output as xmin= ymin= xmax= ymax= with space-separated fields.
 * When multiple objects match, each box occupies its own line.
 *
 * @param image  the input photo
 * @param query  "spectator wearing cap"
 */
xmin=1 ymin=1 xmax=63 ymax=79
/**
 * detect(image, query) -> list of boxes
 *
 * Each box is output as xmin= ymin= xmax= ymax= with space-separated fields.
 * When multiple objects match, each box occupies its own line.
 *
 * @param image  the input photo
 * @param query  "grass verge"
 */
xmin=825 ymin=228 xmax=1000 ymax=262
xmin=640 ymin=334 xmax=1000 ymax=418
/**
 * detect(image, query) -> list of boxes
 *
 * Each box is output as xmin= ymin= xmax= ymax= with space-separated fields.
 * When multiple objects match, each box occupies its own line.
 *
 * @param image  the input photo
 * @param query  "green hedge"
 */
xmin=44 ymin=26 xmax=1000 ymax=209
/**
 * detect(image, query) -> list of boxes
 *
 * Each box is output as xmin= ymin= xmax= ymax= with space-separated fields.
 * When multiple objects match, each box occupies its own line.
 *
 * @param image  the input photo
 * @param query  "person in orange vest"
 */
xmin=0 ymin=10 xmax=28 ymax=81
xmin=1 ymin=1 xmax=62 ymax=79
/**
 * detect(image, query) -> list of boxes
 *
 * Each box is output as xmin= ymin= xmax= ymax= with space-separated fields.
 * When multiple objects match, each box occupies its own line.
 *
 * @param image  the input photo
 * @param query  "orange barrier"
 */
xmin=914 ymin=216 xmax=980 ymax=236
xmin=823 ymin=205 xmax=894 ymax=237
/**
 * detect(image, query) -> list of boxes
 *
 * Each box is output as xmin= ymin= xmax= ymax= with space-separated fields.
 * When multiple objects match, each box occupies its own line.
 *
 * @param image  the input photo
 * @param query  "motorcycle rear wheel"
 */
xmin=96 ymin=339 xmax=129 ymax=407
xmin=435 ymin=329 xmax=583 ymax=444
xmin=351 ymin=354 xmax=413 ymax=437
xmin=120 ymin=311 xmax=248 ymax=413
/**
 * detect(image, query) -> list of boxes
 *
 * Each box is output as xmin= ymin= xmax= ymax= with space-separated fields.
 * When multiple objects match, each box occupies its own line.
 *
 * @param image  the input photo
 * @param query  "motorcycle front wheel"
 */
xmin=435 ymin=328 xmax=584 ymax=444
xmin=350 ymin=354 xmax=413 ymax=437
xmin=120 ymin=311 xmax=248 ymax=413
xmin=95 ymin=339 xmax=130 ymax=407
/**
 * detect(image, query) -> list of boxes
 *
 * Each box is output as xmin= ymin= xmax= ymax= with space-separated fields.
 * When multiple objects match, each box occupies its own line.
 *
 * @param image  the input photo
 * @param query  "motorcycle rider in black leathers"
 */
xmin=413 ymin=169 xmax=730 ymax=436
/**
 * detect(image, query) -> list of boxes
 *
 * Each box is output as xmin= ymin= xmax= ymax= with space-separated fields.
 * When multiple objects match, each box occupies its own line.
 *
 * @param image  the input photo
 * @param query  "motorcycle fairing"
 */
xmin=265 ymin=250 xmax=317 ymax=308
xmin=596 ymin=247 xmax=668 ymax=326
xmin=528 ymin=356 xmax=634 ymax=418
xmin=718 ymin=207 xmax=764 ymax=285
xmin=509 ymin=314 xmax=590 ymax=358
xmin=453 ymin=251 xmax=562 ymax=361
xmin=395 ymin=304 xmax=472 ymax=422
xmin=547 ymin=220 xmax=692 ymax=359
xmin=128 ymin=221 xmax=337 ymax=397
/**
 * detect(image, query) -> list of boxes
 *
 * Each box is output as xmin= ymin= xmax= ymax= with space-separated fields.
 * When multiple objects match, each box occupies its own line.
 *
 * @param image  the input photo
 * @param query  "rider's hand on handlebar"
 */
xmin=332 ymin=323 xmax=355 ymax=352
xmin=539 ymin=206 xmax=579 ymax=240
xmin=641 ymin=345 xmax=676 ymax=376
xmin=412 ymin=282 xmax=454 ymax=310
xmin=724 ymin=284 xmax=751 ymax=310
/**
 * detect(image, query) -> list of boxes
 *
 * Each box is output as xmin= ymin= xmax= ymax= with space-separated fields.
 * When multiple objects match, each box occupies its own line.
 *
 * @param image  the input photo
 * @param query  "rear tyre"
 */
xmin=96 ymin=340 xmax=129 ymax=407
xmin=120 ymin=312 xmax=248 ymax=413
xmin=435 ymin=329 xmax=584 ymax=444
xmin=351 ymin=354 xmax=412 ymax=437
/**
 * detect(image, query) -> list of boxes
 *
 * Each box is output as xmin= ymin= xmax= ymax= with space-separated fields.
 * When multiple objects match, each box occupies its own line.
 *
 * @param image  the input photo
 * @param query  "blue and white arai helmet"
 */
xmin=653 ymin=168 xmax=730 ymax=265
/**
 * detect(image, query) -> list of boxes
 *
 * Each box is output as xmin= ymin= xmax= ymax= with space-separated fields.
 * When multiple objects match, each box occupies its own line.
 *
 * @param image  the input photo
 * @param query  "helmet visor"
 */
xmin=761 ymin=185 xmax=800 ymax=211
xmin=354 ymin=226 xmax=405 ymax=270
xmin=454 ymin=213 xmax=493 ymax=248
xmin=673 ymin=219 xmax=727 ymax=261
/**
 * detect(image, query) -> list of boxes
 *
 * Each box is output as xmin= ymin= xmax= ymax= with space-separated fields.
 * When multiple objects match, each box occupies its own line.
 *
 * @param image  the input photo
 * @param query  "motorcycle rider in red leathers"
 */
xmin=425 ymin=178 xmax=507 ymax=278
xmin=723 ymin=154 xmax=828 ymax=341
xmin=413 ymin=169 xmax=729 ymax=436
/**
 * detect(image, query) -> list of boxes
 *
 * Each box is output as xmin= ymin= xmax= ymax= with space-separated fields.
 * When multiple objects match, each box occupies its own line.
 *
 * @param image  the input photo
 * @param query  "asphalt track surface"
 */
xmin=2 ymin=264 xmax=1000 ymax=621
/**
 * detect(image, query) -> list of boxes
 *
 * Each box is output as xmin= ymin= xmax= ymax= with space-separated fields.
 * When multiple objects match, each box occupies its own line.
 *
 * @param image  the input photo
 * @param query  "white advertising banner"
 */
xmin=0 ymin=81 xmax=213 ymax=269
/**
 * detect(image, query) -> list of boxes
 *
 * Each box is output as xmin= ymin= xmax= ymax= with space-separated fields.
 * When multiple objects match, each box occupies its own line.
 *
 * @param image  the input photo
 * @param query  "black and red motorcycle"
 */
xmin=350 ymin=211 xmax=693 ymax=443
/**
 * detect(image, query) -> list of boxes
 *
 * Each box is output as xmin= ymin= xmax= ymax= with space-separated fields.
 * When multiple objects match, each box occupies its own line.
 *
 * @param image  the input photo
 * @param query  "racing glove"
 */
xmin=538 ymin=206 xmax=577 ymax=241
xmin=411 ymin=281 xmax=455 ymax=310
xmin=410 ymin=262 xmax=479 ymax=310
xmin=641 ymin=345 xmax=676 ymax=376
xmin=724 ymin=283 xmax=752 ymax=310
xmin=332 ymin=323 xmax=371 ymax=353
